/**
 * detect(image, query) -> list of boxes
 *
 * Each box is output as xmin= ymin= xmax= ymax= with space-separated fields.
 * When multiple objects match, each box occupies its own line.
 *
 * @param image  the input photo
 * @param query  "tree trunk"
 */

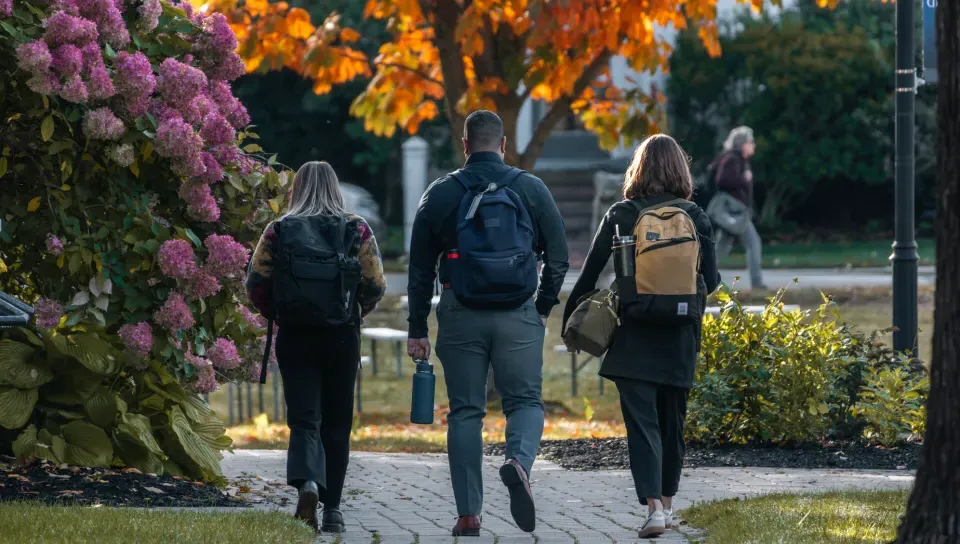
xmin=424 ymin=0 xmax=468 ymax=160
xmin=895 ymin=0 xmax=960 ymax=541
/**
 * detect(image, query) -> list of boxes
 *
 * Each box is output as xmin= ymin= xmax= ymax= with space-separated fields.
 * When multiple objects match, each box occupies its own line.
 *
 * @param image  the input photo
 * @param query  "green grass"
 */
xmin=0 ymin=502 xmax=315 ymax=544
xmin=719 ymin=238 xmax=935 ymax=269
xmin=684 ymin=490 xmax=909 ymax=544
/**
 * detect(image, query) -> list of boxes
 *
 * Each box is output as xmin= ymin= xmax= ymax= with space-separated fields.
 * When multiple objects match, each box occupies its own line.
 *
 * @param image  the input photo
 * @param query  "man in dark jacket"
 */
xmin=406 ymin=110 xmax=569 ymax=536
xmin=711 ymin=126 xmax=766 ymax=289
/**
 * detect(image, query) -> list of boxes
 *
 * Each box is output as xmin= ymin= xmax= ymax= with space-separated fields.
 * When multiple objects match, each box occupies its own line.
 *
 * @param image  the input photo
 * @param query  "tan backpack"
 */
xmin=622 ymin=199 xmax=702 ymax=324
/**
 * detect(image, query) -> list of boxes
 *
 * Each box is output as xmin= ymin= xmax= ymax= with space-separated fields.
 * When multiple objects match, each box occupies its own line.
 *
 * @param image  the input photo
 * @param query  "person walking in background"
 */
xmin=563 ymin=135 xmax=720 ymax=538
xmin=406 ymin=110 xmax=569 ymax=536
xmin=707 ymin=125 xmax=766 ymax=289
xmin=245 ymin=161 xmax=386 ymax=534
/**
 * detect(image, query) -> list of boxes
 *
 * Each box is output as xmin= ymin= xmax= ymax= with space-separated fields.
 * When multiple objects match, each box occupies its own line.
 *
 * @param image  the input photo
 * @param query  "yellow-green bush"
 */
xmin=689 ymin=288 xmax=926 ymax=446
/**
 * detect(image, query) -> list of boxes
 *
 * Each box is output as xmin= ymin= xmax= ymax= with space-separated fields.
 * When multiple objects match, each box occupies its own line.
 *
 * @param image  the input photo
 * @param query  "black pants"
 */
xmin=276 ymin=325 xmax=360 ymax=509
xmin=614 ymin=379 xmax=689 ymax=504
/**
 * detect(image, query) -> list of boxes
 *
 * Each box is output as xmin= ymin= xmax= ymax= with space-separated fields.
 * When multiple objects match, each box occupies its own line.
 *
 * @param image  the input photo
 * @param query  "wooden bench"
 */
xmin=361 ymin=327 xmax=408 ymax=379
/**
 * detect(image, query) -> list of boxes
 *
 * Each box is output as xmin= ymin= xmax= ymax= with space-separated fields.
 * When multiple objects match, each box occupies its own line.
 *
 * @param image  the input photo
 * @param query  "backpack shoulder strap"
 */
xmin=449 ymin=169 xmax=474 ymax=192
xmin=334 ymin=215 xmax=347 ymax=256
xmin=499 ymin=167 xmax=526 ymax=189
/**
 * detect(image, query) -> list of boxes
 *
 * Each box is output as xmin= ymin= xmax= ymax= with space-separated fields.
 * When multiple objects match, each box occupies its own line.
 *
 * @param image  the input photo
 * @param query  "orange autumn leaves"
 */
xmin=196 ymin=0 xmax=758 ymax=147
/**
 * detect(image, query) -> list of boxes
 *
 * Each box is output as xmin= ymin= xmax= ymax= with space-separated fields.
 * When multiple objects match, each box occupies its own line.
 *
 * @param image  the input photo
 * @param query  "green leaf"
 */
xmin=68 ymin=252 xmax=81 ymax=274
xmin=267 ymin=154 xmax=277 ymax=165
xmin=83 ymin=387 xmax=121 ymax=428
xmin=47 ymin=141 xmax=73 ymax=154
xmin=0 ymin=386 xmax=39 ymax=430
xmin=49 ymin=333 xmax=120 ymax=375
xmin=61 ymin=420 xmax=113 ymax=468
xmin=114 ymin=412 xmax=165 ymax=474
xmin=41 ymin=115 xmax=55 ymax=142
xmin=12 ymin=425 xmax=60 ymax=463
xmin=104 ymin=43 xmax=117 ymax=59
xmin=141 ymin=394 xmax=167 ymax=412
xmin=166 ymin=405 xmax=223 ymax=481
xmin=0 ymin=157 xmax=7 ymax=179
xmin=0 ymin=340 xmax=53 ymax=389
xmin=242 ymin=144 xmax=262 ymax=153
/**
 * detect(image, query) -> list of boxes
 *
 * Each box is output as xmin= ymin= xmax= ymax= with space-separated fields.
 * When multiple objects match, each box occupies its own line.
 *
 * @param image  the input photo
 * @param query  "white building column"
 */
xmin=515 ymin=86 xmax=534 ymax=154
xmin=402 ymin=136 xmax=429 ymax=254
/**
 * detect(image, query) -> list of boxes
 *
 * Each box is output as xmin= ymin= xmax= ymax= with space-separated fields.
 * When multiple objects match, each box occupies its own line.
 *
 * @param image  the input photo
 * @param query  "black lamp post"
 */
xmin=892 ymin=0 xmax=919 ymax=355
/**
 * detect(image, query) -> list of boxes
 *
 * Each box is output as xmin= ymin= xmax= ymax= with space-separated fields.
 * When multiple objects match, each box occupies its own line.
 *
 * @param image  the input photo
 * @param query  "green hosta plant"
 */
xmin=0 ymin=0 xmax=287 ymax=481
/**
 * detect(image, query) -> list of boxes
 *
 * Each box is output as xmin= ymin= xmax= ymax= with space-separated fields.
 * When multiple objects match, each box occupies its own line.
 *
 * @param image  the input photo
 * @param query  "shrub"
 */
xmin=688 ymin=288 xmax=926 ymax=446
xmin=0 ymin=0 xmax=287 ymax=481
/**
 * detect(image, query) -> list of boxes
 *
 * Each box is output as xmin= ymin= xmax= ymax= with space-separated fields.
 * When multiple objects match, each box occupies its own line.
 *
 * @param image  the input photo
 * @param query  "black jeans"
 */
xmin=276 ymin=325 xmax=360 ymax=509
xmin=614 ymin=379 xmax=689 ymax=504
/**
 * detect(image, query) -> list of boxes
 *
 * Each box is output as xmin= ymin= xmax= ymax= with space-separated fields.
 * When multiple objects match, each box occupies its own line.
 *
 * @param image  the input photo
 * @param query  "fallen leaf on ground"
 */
xmin=143 ymin=486 xmax=166 ymax=494
xmin=238 ymin=486 xmax=251 ymax=493
xmin=123 ymin=468 xmax=142 ymax=474
xmin=58 ymin=490 xmax=83 ymax=495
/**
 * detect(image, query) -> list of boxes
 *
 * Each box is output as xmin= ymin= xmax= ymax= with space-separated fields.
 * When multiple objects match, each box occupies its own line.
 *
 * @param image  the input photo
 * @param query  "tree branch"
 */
xmin=421 ymin=0 xmax=469 ymax=158
xmin=518 ymin=51 xmax=613 ymax=170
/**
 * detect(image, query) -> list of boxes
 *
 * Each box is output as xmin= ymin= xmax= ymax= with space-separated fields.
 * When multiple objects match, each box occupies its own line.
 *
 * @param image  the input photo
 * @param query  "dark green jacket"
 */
xmin=407 ymin=152 xmax=569 ymax=338
xmin=562 ymin=195 xmax=721 ymax=388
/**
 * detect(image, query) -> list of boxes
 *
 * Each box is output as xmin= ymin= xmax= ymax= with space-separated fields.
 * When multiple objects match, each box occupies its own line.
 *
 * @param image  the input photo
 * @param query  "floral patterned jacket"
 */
xmin=244 ymin=213 xmax=387 ymax=321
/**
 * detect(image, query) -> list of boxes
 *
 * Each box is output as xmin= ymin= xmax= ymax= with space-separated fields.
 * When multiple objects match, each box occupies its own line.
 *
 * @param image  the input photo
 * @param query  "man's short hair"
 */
xmin=463 ymin=110 xmax=504 ymax=151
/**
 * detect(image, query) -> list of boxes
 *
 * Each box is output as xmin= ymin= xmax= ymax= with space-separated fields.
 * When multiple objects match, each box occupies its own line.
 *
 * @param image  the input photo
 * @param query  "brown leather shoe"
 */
xmin=451 ymin=515 xmax=481 ymax=537
xmin=499 ymin=459 xmax=536 ymax=532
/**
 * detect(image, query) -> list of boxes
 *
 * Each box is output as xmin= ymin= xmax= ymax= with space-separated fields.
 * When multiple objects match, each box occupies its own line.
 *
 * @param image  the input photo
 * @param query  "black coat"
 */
xmin=562 ymin=195 xmax=721 ymax=388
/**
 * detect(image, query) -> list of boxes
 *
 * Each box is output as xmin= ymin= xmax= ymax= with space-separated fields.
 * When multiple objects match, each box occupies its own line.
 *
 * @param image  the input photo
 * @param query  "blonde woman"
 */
xmin=245 ymin=161 xmax=386 ymax=533
xmin=562 ymin=135 xmax=720 ymax=538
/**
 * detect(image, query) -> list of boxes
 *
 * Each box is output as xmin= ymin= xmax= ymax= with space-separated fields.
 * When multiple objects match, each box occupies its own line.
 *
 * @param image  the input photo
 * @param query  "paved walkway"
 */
xmin=223 ymin=451 xmax=914 ymax=543
xmin=384 ymin=267 xmax=936 ymax=295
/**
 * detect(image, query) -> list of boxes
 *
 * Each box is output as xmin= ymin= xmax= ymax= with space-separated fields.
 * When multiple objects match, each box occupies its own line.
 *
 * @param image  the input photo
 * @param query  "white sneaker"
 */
xmin=638 ymin=510 xmax=666 ymax=538
xmin=663 ymin=509 xmax=676 ymax=529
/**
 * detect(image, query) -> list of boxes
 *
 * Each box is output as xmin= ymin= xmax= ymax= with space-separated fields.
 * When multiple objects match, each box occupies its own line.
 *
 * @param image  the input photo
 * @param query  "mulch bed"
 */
xmin=0 ymin=456 xmax=243 ymax=507
xmin=484 ymin=438 xmax=921 ymax=471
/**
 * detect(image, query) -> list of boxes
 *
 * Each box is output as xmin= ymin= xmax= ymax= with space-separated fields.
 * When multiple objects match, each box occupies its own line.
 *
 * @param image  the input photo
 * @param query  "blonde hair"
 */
xmin=622 ymin=134 xmax=694 ymax=200
xmin=283 ymin=161 xmax=345 ymax=218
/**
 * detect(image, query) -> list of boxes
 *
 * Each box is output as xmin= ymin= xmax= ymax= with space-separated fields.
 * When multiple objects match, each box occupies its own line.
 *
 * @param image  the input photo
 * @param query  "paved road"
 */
xmin=223 ymin=451 xmax=914 ymax=543
xmin=384 ymin=267 xmax=936 ymax=296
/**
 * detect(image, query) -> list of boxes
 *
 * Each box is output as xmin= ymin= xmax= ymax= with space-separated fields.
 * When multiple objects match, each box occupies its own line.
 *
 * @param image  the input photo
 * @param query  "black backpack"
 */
xmin=259 ymin=215 xmax=361 ymax=382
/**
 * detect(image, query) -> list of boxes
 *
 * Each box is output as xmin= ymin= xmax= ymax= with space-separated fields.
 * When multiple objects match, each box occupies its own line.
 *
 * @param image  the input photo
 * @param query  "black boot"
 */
xmin=321 ymin=508 xmax=345 ymax=533
xmin=295 ymin=481 xmax=319 ymax=533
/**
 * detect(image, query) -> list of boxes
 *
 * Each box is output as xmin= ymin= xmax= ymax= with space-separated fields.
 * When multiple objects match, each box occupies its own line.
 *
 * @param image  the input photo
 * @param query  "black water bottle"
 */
xmin=612 ymin=224 xmax=636 ymax=279
xmin=410 ymin=360 xmax=436 ymax=424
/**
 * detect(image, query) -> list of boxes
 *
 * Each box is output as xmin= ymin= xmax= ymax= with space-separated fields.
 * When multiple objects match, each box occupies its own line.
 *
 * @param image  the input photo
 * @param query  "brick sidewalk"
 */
xmin=223 ymin=451 xmax=914 ymax=543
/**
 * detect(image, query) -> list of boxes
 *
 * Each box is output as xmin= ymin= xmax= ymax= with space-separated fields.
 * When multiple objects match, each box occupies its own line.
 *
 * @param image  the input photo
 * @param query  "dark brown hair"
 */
xmin=622 ymin=134 xmax=694 ymax=200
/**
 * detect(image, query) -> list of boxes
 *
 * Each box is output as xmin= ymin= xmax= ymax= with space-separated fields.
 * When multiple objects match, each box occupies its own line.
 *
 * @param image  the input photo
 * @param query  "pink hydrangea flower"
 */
xmin=207 ymin=338 xmax=241 ymax=370
xmin=85 ymin=62 xmax=115 ymax=100
xmin=43 ymin=11 xmax=98 ymax=47
xmin=153 ymin=291 xmax=195 ymax=331
xmin=46 ymin=234 xmax=65 ymax=255
xmin=178 ymin=181 xmax=221 ymax=222
xmin=155 ymin=115 xmax=204 ymax=161
xmin=184 ymin=270 xmax=221 ymax=299
xmin=199 ymin=152 xmax=224 ymax=184
xmin=34 ymin=298 xmax=64 ymax=329
xmin=114 ymin=51 xmax=155 ymax=115
xmin=205 ymin=53 xmax=246 ymax=82
xmin=237 ymin=305 xmax=266 ymax=330
xmin=16 ymin=41 xmax=52 ymax=73
xmin=82 ymin=107 xmax=125 ymax=140
xmin=137 ymin=0 xmax=161 ymax=32
xmin=210 ymin=144 xmax=241 ymax=167
xmin=51 ymin=44 xmax=83 ymax=77
xmin=184 ymin=94 xmax=217 ymax=124
xmin=156 ymin=58 xmax=208 ymax=110
xmin=158 ymin=239 xmax=199 ymax=279
xmin=200 ymin=112 xmax=234 ymax=147
xmin=59 ymin=74 xmax=88 ymax=103
xmin=74 ymin=0 xmax=129 ymax=48
xmin=203 ymin=233 xmax=250 ymax=278
xmin=27 ymin=72 xmax=61 ymax=95
xmin=0 ymin=0 xmax=12 ymax=18
xmin=196 ymin=13 xmax=237 ymax=57
xmin=118 ymin=322 xmax=153 ymax=357
xmin=109 ymin=143 xmax=135 ymax=167
xmin=186 ymin=353 xmax=218 ymax=394
xmin=208 ymin=80 xmax=250 ymax=128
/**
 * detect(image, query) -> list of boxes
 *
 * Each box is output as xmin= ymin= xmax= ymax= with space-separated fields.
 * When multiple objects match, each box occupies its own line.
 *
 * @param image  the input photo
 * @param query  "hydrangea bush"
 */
xmin=0 ymin=0 xmax=289 ymax=482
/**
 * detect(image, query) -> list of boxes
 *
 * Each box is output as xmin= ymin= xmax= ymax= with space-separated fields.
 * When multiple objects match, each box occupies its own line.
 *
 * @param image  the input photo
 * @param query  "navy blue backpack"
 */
xmin=446 ymin=167 xmax=538 ymax=310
